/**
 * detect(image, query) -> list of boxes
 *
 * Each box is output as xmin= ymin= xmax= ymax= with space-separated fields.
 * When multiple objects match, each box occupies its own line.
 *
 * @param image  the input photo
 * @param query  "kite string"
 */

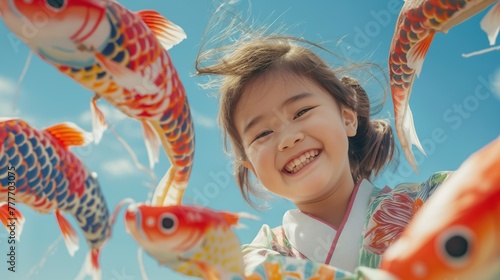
xmin=24 ymin=236 xmax=62 ymax=280
xmin=462 ymin=44 xmax=500 ymax=58
xmin=138 ymin=247 xmax=149 ymax=280
xmin=106 ymin=122 xmax=158 ymax=197
xmin=14 ymin=51 xmax=34 ymax=115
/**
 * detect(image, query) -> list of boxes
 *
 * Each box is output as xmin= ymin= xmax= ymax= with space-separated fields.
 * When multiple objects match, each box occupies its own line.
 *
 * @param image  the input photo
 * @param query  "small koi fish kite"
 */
xmin=389 ymin=0 xmax=500 ymax=172
xmin=379 ymin=135 xmax=500 ymax=279
xmin=119 ymin=201 xmax=390 ymax=280
xmin=0 ymin=0 xmax=195 ymax=206
xmin=121 ymin=201 xmax=257 ymax=279
xmin=0 ymin=118 xmax=113 ymax=280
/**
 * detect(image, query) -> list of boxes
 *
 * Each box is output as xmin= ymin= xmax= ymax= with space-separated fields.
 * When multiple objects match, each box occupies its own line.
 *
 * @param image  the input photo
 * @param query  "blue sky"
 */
xmin=0 ymin=0 xmax=499 ymax=279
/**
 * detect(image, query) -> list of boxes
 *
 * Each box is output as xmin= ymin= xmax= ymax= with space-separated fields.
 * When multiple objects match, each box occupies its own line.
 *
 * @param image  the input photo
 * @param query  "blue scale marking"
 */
xmin=16 ymin=163 xmax=26 ymax=178
xmin=14 ymin=133 xmax=25 ymax=144
xmin=24 ymin=153 xmax=35 ymax=166
xmin=6 ymin=146 xmax=16 ymax=158
xmin=41 ymin=163 xmax=51 ymax=178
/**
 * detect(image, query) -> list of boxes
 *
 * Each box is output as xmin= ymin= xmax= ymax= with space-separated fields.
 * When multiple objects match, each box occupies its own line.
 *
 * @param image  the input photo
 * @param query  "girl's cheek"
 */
xmin=245 ymin=145 xmax=258 ymax=162
xmin=247 ymin=145 xmax=269 ymax=168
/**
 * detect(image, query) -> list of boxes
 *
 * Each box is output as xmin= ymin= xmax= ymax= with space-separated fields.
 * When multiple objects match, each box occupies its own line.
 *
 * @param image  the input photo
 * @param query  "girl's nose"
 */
xmin=278 ymin=131 xmax=304 ymax=151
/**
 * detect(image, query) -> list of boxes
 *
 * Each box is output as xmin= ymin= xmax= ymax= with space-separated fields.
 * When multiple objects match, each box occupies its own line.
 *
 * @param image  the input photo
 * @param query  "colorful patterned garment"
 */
xmin=238 ymin=255 xmax=356 ymax=280
xmin=241 ymin=171 xmax=453 ymax=274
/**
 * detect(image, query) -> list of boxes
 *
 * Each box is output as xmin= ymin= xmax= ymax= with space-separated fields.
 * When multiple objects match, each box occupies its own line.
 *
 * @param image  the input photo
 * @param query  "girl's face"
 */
xmin=235 ymin=73 xmax=358 ymax=204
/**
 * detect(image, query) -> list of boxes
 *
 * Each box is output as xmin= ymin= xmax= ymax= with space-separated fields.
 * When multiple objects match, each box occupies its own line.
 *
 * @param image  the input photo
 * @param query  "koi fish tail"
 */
xmin=75 ymin=248 xmax=101 ymax=280
xmin=0 ymin=202 xmax=25 ymax=241
xmin=480 ymin=2 xmax=500 ymax=45
xmin=90 ymin=95 xmax=108 ymax=144
xmin=151 ymin=101 xmax=195 ymax=206
xmin=394 ymin=97 xmax=425 ymax=174
xmin=391 ymin=23 xmax=434 ymax=174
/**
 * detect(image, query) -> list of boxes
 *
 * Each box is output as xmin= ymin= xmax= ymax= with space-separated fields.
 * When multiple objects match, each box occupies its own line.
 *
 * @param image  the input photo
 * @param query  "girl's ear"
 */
xmin=342 ymin=107 xmax=358 ymax=137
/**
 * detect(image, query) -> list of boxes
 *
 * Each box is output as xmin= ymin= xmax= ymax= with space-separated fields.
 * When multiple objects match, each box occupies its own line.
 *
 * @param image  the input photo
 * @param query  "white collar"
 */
xmin=282 ymin=179 xmax=374 ymax=272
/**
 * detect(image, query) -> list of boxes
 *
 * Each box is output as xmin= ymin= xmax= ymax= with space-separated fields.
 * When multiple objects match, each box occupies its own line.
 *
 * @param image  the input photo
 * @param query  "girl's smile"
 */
xmin=283 ymin=149 xmax=321 ymax=175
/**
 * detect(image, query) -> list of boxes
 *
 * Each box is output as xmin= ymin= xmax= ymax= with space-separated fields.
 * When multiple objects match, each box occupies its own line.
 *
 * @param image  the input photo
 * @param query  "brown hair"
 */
xmin=196 ymin=36 xmax=395 ymax=206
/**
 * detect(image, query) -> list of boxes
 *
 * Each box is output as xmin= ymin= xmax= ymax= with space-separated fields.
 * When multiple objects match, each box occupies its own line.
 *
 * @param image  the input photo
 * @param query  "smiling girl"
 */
xmin=196 ymin=36 xmax=452 ymax=274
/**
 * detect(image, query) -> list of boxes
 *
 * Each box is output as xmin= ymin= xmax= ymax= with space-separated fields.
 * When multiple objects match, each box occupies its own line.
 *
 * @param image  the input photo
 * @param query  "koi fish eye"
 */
xmin=437 ymin=226 xmax=473 ymax=267
xmin=46 ymin=0 xmax=65 ymax=10
xmin=158 ymin=213 xmax=177 ymax=234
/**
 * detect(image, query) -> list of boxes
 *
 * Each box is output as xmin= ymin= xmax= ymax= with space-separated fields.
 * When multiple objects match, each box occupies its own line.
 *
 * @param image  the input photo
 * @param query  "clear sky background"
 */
xmin=0 ymin=0 xmax=499 ymax=279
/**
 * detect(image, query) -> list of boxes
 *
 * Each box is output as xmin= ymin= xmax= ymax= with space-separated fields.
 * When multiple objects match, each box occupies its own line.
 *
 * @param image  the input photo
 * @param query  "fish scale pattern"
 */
xmin=390 ymin=0 xmax=487 ymax=112
xmin=0 ymin=119 xmax=111 ymax=249
xmin=172 ymin=226 xmax=245 ymax=277
xmin=54 ymin=1 xmax=195 ymax=206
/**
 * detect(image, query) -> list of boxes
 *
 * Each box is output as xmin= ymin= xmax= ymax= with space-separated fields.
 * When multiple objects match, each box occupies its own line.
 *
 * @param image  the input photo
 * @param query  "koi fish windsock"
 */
xmin=379 ymin=135 xmax=500 ymax=279
xmin=122 ymin=201 xmax=258 ymax=279
xmin=0 ymin=118 xmax=113 ymax=280
xmin=0 ymin=0 xmax=195 ymax=206
xmin=389 ymin=0 xmax=500 ymax=172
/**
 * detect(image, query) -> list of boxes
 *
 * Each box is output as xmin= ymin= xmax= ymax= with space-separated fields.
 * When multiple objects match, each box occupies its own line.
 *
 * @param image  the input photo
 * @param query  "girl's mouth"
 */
xmin=283 ymin=149 xmax=320 ymax=174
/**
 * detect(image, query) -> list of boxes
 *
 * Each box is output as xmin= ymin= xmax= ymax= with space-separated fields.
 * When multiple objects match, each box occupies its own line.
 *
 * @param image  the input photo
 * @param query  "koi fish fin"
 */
xmin=137 ymin=10 xmax=187 ymax=50
xmin=90 ymin=95 xmax=107 ymax=143
xmin=190 ymin=259 xmax=225 ymax=280
xmin=151 ymin=167 xmax=175 ymax=206
xmin=407 ymin=31 xmax=435 ymax=77
xmin=75 ymin=248 xmax=101 ymax=280
xmin=480 ymin=2 xmax=500 ymax=45
xmin=0 ymin=117 xmax=19 ymax=122
xmin=142 ymin=121 xmax=160 ymax=169
xmin=398 ymin=105 xmax=425 ymax=173
xmin=94 ymin=53 xmax=159 ymax=95
xmin=55 ymin=210 xmax=79 ymax=256
xmin=221 ymin=211 xmax=260 ymax=229
xmin=0 ymin=202 xmax=25 ymax=241
xmin=44 ymin=122 xmax=93 ymax=149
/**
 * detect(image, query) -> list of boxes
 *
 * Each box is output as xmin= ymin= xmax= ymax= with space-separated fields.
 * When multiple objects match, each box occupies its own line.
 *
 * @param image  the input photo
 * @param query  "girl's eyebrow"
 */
xmin=243 ymin=92 xmax=312 ymax=134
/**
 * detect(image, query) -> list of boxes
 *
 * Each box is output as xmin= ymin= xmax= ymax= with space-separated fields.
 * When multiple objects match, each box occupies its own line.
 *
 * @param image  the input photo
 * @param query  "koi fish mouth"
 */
xmin=126 ymin=206 xmax=154 ymax=244
xmin=283 ymin=149 xmax=320 ymax=174
xmin=124 ymin=204 xmax=140 ymax=224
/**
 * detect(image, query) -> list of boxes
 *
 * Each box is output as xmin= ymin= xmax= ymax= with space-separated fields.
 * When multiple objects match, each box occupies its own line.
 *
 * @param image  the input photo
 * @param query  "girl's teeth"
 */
xmin=285 ymin=150 xmax=319 ymax=173
xmin=292 ymin=157 xmax=313 ymax=173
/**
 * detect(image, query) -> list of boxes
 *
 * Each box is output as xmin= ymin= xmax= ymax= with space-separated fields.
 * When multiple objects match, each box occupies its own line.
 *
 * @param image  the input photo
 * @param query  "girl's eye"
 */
xmin=253 ymin=130 xmax=272 ymax=142
xmin=293 ymin=107 xmax=314 ymax=120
